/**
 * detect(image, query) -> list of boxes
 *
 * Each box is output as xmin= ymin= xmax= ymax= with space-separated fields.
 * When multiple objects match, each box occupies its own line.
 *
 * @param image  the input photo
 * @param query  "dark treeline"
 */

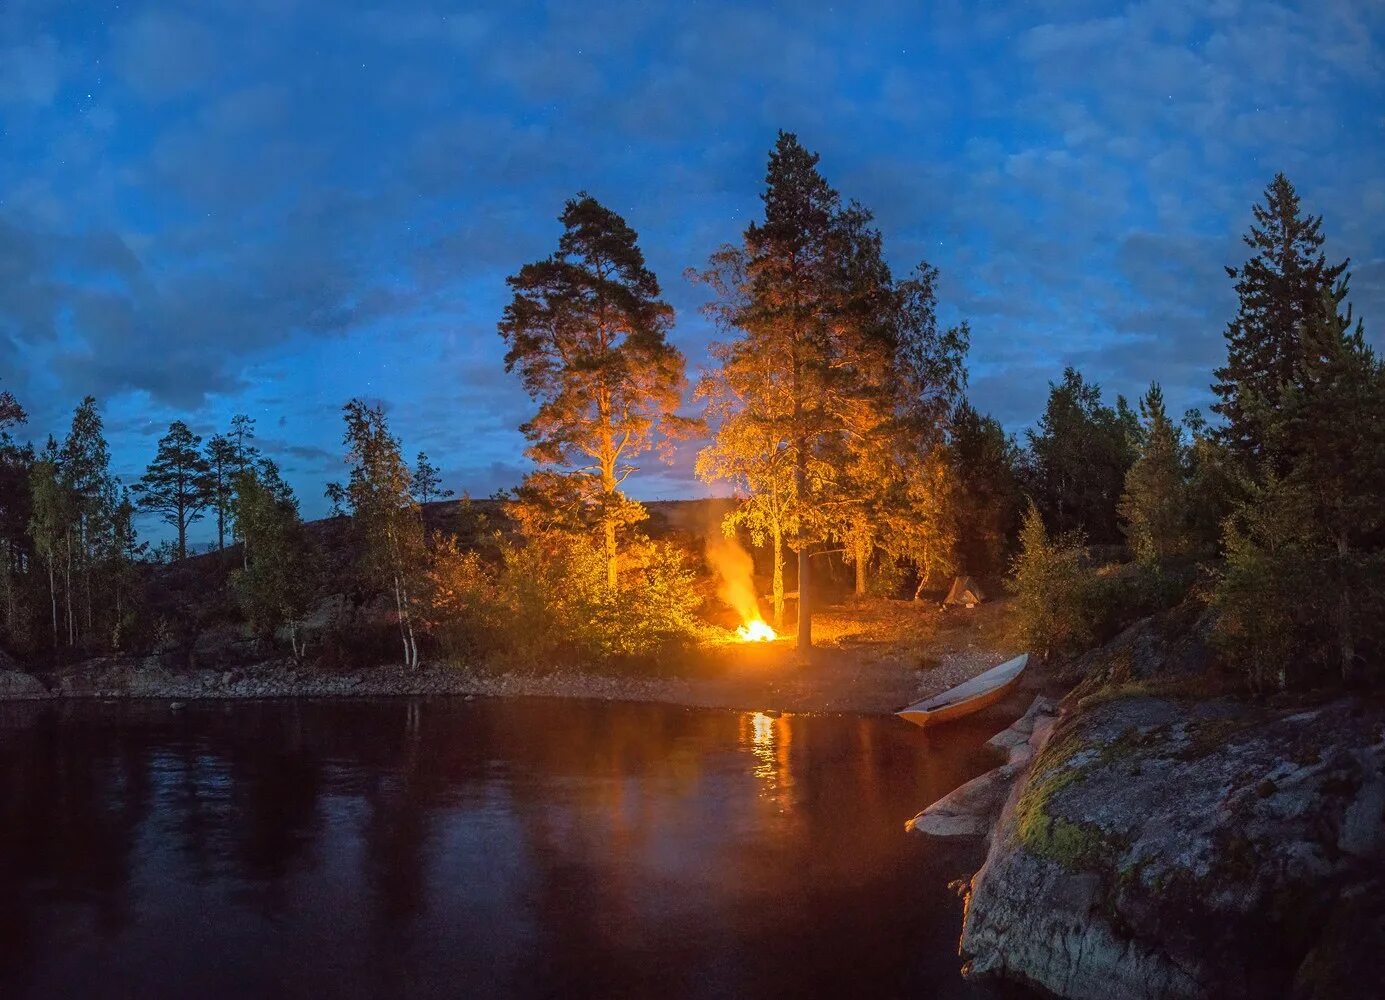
xmin=0 ymin=143 xmax=1379 ymax=690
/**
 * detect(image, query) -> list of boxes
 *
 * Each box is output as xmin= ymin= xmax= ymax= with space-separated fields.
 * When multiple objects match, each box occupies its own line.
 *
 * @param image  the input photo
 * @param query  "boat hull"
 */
xmin=896 ymin=653 xmax=1029 ymax=728
xmin=896 ymin=671 xmax=1023 ymax=727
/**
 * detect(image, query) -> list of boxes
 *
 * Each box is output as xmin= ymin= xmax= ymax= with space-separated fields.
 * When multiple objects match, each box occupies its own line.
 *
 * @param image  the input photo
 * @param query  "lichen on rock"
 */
xmin=960 ymin=694 xmax=1385 ymax=999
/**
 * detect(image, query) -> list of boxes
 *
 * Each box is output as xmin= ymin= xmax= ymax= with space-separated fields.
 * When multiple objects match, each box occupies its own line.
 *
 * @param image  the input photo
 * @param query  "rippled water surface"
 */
xmin=0 ymin=697 xmax=1008 ymax=999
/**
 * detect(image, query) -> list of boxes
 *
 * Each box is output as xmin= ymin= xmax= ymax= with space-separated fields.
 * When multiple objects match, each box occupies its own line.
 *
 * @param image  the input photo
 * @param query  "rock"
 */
xmin=958 ymin=695 xmax=1385 ymax=999
xmin=909 ymin=697 xmax=1059 ymax=842
xmin=0 ymin=668 xmax=48 ymax=699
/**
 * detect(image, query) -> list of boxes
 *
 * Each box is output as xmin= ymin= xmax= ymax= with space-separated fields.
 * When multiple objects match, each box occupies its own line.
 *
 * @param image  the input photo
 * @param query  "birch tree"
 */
xmin=340 ymin=399 xmax=424 ymax=669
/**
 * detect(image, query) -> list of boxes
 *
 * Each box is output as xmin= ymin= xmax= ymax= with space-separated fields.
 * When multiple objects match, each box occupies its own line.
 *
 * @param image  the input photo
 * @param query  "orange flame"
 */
xmin=707 ymin=535 xmax=778 ymax=642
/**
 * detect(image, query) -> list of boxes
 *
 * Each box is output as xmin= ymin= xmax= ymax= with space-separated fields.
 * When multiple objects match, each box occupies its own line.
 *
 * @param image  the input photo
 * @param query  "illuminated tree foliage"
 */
xmin=499 ymin=194 xmax=688 ymax=588
xmin=1212 ymin=174 xmax=1349 ymax=470
xmin=835 ymin=266 xmax=968 ymax=597
xmin=339 ymin=399 xmax=424 ymax=669
xmin=696 ymin=132 xmax=934 ymax=645
xmin=133 ymin=420 xmax=213 ymax=562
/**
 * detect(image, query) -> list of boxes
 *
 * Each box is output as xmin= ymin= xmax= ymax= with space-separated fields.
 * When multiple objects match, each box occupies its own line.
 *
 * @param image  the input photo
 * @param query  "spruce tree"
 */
xmin=133 ymin=421 xmax=213 ymax=561
xmin=1211 ymin=174 xmax=1349 ymax=468
xmin=950 ymin=400 xmax=1022 ymax=577
xmin=1025 ymin=368 xmax=1136 ymax=543
xmin=1118 ymin=383 xmax=1189 ymax=564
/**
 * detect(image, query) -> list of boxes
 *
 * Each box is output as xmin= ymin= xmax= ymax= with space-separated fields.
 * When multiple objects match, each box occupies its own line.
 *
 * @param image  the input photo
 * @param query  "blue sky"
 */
xmin=1 ymin=0 xmax=1382 ymax=542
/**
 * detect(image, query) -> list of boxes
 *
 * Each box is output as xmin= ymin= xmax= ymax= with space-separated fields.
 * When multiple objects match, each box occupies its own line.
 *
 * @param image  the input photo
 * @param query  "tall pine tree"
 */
xmin=499 ymin=194 xmax=687 ymax=589
xmin=133 ymin=421 xmax=213 ymax=561
xmin=1212 ymin=174 xmax=1348 ymax=469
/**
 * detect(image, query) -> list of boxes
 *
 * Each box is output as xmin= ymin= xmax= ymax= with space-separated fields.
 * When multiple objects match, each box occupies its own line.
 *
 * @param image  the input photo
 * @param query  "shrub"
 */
xmin=423 ymin=532 xmax=703 ymax=669
xmin=1008 ymin=502 xmax=1093 ymax=660
xmin=1212 ymin=477 xmax=1385 ymax=691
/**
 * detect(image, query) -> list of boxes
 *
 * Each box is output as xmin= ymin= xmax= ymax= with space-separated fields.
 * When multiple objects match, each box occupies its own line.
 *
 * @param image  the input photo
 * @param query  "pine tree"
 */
xmin=411 ymin=452 xmax=453 ymax=505
xmin=1118 ymin=384 xmax=1190 ymax=564
xmin=0 ymin=387 xmax=32 ymax=649
xmin=58 ymin=397 xmax=116 ymax=646
xmin=28 ymin=445 xmax=64 ymax=650
xmin=1008 ymin=500 xmax=1092 ymax=660
xmin=950 ymin=400 xmax=1022 ymax=578
xmin=133 ymin=421 xmax=213 ymax=561
xmin=694 ymin=132 xmax=901 ymax=647
xmin=1025 ymin=368 xmax=1136 ymax=543
xmin=499 ymin=194 xmax=687 ymax=589
xmin=205 ymin=433 xmax=237 ymax=551
xmin=1211 ymin=174 xmax=1349 ymax=468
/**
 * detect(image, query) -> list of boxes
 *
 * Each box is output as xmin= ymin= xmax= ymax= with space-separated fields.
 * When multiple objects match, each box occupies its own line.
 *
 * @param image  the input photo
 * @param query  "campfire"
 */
xmin=707 ymin=536 xmax=780 ymax=643
xmin=736 ymin=619 xmax=777 ymax=642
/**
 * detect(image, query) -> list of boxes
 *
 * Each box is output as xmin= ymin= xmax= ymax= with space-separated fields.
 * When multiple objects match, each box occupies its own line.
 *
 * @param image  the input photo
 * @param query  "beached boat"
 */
xmin=896 ymin=653 xmax=1029 ymax=728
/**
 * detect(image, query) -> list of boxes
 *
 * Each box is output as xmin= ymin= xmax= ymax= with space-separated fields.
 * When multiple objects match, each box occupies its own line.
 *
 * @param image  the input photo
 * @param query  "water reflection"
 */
xmin=0 ymin=698 xmax=1007 ymax=999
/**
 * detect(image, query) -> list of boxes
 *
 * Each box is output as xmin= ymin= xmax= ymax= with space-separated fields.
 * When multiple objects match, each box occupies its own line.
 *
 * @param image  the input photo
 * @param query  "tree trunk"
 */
xmin=796 ymin=543 xmax=811 ymax=650
xmin=64 ymin=532 xmax=73 ymax=647
xmin=392 ymin=572 xmax=411 ymax=669
xmin=47 ymin=560 xmax=57 ymax=649
xmin=853 ymin=527 xmax=867 ymax=597
xmin=1337 ymin=533 xmax=1354 ymax=684
xmin=795 ymin=447 xmax=811 ymax=650
xmin=604 ymin=518 xmax=618 ymax=590
xmin=772 ymin=525 xmax=785 ymax=628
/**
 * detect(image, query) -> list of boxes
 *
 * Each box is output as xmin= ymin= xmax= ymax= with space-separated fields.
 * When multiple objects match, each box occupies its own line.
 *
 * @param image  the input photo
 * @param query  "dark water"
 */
xmin=0 ymin=697 xmax=1009 ymax=999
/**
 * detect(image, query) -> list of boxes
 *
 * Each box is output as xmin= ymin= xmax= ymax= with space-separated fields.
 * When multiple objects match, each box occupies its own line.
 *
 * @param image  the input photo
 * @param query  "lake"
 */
xmin=0 ymin=697 xmax=1014 ymax=999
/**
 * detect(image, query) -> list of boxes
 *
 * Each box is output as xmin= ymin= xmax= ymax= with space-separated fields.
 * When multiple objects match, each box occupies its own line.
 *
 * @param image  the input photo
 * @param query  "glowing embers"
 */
xmin=735 ymin=619 xmax=777 ymax=642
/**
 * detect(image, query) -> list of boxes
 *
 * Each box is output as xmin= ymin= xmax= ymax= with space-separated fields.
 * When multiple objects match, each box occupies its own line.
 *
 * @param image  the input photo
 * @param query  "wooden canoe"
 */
xmin=896 ymin=653 xmax=1029 ymax=728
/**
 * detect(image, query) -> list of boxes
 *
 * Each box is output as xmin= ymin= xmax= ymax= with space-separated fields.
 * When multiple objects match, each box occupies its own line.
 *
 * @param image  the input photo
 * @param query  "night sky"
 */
xmin=2 ymin=1 xmax=1382 ymax=543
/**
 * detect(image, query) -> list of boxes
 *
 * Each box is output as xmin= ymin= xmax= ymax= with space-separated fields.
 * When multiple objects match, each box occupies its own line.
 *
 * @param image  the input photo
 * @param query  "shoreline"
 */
xmin=0 ymin=658 xmax=913 ymax=715
xmin=0 ymin=650 xmax=1035 ymax=718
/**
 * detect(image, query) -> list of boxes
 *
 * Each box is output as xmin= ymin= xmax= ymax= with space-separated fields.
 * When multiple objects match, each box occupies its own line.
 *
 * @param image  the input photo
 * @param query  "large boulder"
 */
xmin=960 ymin=695 xmax=1385 ymax=999
xmin=907 ymin=696 xmax=1059 ymax=840
xmin=0 ymin=665 xmax=47 ymax=698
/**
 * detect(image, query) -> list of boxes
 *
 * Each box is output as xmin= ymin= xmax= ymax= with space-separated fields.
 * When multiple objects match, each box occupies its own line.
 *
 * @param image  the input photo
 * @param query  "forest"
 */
xmin=0 ymin=133 xmax=1380 ymax=693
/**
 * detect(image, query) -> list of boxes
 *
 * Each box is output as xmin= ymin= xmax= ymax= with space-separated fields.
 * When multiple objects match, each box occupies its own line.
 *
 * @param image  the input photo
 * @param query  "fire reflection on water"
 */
xmin=743 ymin=711 xmax=794 ymax=810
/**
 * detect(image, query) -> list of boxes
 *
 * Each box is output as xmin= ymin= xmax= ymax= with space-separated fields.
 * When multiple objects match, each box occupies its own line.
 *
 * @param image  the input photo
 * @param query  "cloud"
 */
xmin=114 ymin=10 xmax=220 ymax=101
xmin=0 ymin=35 xmax=67 ymax=106
xmin=1 ymin=0 xmax=1382 ymax=535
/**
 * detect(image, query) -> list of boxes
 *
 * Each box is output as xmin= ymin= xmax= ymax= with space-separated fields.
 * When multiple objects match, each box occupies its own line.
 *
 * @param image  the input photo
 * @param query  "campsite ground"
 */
xmin=668 ymin=595 xmax=1027 ymax=714
xmin=8 ymin=595 xmax=1031 ymax=715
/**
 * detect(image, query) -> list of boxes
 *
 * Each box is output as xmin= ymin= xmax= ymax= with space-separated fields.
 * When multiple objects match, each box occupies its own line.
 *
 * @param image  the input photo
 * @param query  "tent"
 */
xmin=943 ymin=576 xmax=986 ymax=608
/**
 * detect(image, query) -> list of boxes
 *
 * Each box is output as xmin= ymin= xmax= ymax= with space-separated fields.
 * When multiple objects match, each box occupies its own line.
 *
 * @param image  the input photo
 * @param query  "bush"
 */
xmin=1085 ymin=560 xmax=1195 ymax=644
xmin=1212 ymin=477 xmax=1385 ymax=691
xmin=1008 ymin=502 xmax=1093 ymax=660
xmin=423 ymin=532 xmax=703 ymax=670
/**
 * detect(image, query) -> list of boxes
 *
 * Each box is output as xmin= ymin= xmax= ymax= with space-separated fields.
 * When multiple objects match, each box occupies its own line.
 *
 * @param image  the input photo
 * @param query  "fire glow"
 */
xmin=707 ymin=536 xmax=779 ymax=643
xmin=736 ymin=619 xmax=777 ymax=642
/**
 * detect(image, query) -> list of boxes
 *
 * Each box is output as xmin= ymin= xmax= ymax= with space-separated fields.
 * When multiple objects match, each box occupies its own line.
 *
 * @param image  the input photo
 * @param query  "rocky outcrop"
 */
xmin=0 ymin=666 xmax=47 ymax=698
xmin=906 ymin=696 xmax=1059 ymax=839
xmin=959 ymin=695 xmax=1385 ymax=999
